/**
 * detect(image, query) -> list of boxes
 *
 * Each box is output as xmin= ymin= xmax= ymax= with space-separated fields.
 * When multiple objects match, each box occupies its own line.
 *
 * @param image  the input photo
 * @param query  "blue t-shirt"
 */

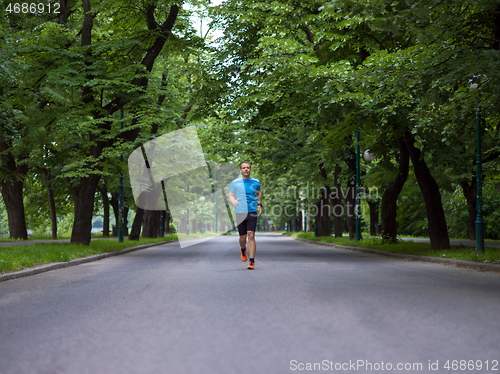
xmin=229 ymin=177 xmax=261 ymax=214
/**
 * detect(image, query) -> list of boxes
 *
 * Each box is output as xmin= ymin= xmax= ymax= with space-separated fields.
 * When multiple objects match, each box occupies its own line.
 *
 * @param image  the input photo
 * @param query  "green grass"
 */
xmin=0 ymin=236 xmax=178 ymax=273
xmin=285 ymin=232 xmax=500 ymax=265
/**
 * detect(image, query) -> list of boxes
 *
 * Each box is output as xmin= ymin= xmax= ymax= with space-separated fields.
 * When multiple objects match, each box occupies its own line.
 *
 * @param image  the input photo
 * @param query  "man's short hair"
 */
xmin=240 ymin=161 xmax=251 ymax=169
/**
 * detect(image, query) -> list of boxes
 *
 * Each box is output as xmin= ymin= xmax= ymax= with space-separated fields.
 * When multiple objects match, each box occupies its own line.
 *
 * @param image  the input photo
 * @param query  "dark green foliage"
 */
xmin=1 ymin=0 xmax=500 ymax=243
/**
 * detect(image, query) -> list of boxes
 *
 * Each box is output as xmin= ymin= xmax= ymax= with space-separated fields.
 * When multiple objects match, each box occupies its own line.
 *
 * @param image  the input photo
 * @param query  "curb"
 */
xmin=0 ymin=241 xmax=175 ymax=282
xmin=293 ymin=237 xmax=500 ymax=273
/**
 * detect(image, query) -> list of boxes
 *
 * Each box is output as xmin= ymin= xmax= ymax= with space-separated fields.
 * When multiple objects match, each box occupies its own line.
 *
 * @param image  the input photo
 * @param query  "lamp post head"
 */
xmin=363 ymin=150 xmax=376 ymax=162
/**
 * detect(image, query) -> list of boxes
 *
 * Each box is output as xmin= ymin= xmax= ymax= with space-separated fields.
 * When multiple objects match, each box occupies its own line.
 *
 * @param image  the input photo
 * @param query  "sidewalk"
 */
xmin=0 ymin=238 xmax=118 ymax=247
xmin=0 ymin=240 xmax=173 ymax=282
xmin=0 ymin=239 xmax=71 ymax=246
xmin=399 ymin=237 xmax=500 ymax=249
xmin=293 ymin=237 xmax=500 ymax=273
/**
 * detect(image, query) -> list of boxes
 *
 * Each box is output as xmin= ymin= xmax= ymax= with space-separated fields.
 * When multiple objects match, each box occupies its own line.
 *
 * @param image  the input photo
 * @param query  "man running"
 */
xmin=228 ymin=162 xmax=262 ymax=270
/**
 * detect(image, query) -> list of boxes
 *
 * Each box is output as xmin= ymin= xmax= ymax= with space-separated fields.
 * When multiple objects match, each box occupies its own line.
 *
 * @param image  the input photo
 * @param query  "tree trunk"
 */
xmin=344 ymin=149 xmax=356 ymax=240
xmin=47 ymin=183 xmax=58 ymax=239
xmin=404 ymin=131 xmax=450 ymax=249
xmin=381 ymin=137 xmax=409 ymax=241
xmin=344 ymin=182 xmax=356 ymax=240
xmin=459 ymin=179 xmax=476 ymax=240
xmin=39 ymin=168 xmax=58 ymax=239
xmin=164 ymin=211 xmax=171 ymax=234
xmin=318 ymin=162 xmax=334 ymax=237
xmin=318 ymin=162 xmax=344 ymax=238
xmin=315 ymin=189 xmax=331 ymax=237
xmin=99 ymin=186 xmax=110 ymax=237
xmin=129 ymin=208 xmax=144 ymax=240
xmin=368 ymin=200 xmax=379 ymax=236
xmin=0 ymin=143 xmax=28 ymax=240
xmin=124 ymin=206 xmax=129 ymax=236
xmin=1 ymin=180 xmax=28 ymax=240
xmin=110 ymin=192 xmax=129 ymax=236
xmin=69 ymin=175 xmax=100 ymax=245
xmin=333 ymin=164 xmax=343 ymax=238
xmin=306 ymin=208 xmax=313 ymax=232
xmin=143 ymin=210 xmax=160 ymax=238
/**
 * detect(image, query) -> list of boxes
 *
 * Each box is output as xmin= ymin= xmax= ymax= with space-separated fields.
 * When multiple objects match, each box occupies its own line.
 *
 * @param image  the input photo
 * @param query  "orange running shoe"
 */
xmin=240 ymin=249 xmax=247 ymax=262
xmin=247 ymin=261 xmax=254 ymax=270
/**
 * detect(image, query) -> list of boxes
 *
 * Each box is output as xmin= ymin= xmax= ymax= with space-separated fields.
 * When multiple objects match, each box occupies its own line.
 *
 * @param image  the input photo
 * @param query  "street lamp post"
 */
xmin=475 ymin=106 xmax=485 ymax=253
xmin=118 ymin=107 xmax=125 ymax=243
xmin=469 ymin=78 xmax=487 ymax=254
xmin=355 ymin=130 xmax=376 ymax=242
xmin=213 ymin=168 xmax=217 ymax=233
xmin=199 ymin=196 xmax=205 ymax=234
xmin=159 ymin=211 xmax=164 ymax=238
xmin=355 ymin=130 xmax=361 ymax=241
xmin=186 ymin=185 xmax=190 ymax=235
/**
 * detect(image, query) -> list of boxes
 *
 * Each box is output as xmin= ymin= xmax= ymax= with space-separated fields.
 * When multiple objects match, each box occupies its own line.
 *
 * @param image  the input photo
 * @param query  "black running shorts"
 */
xmin=236 ymin=212 xmax=258 ymax=236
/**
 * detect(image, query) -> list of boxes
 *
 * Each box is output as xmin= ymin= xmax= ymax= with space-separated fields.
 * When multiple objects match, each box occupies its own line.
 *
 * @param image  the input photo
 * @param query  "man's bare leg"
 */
xmin=239 ymin=234 xmax=247 ymax=250
xmin=247 ymin=231 xmax=256 ymax=260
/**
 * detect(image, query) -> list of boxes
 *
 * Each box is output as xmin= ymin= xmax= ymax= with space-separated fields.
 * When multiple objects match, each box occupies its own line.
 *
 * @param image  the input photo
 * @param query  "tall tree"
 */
xmin=3 ymin=1 xmax=186 ymax=244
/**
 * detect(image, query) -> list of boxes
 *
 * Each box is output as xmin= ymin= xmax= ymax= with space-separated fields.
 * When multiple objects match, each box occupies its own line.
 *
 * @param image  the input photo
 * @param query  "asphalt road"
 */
xmin=1 ymin=234 xmax=499 ymax=374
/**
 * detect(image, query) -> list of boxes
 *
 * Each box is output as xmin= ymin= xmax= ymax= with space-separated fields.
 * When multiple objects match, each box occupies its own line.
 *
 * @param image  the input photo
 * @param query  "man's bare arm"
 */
xmin=256 ymin=191 xmax=262 ymax=215
xmin=228 ymin=192 xmax=239 ymax=206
